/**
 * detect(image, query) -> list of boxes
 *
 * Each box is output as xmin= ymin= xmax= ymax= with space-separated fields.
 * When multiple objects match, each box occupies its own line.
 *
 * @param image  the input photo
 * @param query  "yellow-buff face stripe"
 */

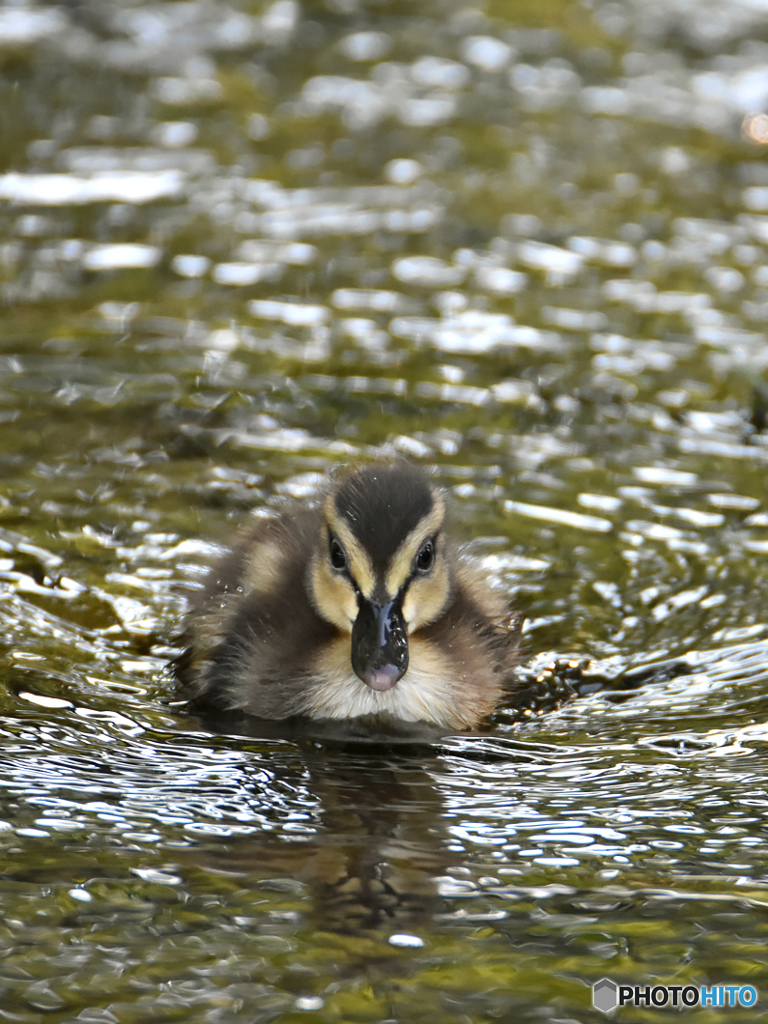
xmin=324 ymin=493 xmax=376 ymax=599
xmin=385 ymin=496 xmax=445 ymax=597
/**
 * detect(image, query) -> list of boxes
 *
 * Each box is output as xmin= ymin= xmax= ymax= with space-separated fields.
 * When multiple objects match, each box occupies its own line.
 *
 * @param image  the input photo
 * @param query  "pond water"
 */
xmin=2 ymin=0 xmax=768 ymax=1020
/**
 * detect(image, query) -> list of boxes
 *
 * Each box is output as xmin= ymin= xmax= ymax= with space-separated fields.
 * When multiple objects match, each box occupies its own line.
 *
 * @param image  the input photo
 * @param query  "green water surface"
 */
xmin=1 ymin=0 xmax=768 ymax=1021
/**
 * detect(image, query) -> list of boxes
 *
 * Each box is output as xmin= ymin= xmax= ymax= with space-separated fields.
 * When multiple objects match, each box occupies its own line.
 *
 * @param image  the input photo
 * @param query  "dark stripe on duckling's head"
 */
xmin=331 ymin=463 xmax=436 ymax=576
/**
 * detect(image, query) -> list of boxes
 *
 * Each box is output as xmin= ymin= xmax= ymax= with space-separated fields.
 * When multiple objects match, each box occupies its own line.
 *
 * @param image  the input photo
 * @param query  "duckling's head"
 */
xmin=309 ymin=463 xmax=450 ymax=692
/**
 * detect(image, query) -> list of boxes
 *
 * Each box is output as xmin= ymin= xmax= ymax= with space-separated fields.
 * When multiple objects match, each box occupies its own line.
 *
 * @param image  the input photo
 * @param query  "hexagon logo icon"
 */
xmin=593 ymin=978 xmax=618 ymax=1013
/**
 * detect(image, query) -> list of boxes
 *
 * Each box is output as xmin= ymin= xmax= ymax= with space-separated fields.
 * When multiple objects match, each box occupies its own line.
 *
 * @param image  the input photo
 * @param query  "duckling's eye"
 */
xmin=329 ymin=537 xmax=347 ymax=571
xmin=415 ymin=539 xmax=434 ymax=574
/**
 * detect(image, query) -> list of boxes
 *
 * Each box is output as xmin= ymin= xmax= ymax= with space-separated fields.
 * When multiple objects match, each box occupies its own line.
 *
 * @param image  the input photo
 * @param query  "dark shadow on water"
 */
xmin=498 ymin=653 xmax=695 ymax=719
xmin=178 ymin=654 xmax=693 ymax=935
xmin=185 ymin=716 xmax=460 ymax=935
xmin=187 ymin=706 xmax=453 ymax=747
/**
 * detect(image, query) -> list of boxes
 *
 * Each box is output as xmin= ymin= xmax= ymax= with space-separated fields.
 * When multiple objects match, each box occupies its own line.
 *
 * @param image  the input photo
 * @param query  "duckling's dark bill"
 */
xmin=175 ymin=462 xmax=521 ymax=730
xmin=351 ymin=596 xmax=408 ymax=691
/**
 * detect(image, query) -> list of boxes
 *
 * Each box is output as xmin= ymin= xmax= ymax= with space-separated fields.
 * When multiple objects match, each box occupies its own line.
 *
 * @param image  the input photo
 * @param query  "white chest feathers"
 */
xmin=302 ymin=635 xmax=474 ymax=729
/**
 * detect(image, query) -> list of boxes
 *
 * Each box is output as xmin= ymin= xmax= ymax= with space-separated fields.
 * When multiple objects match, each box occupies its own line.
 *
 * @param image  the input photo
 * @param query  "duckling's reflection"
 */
xmin=190 ymin=711 xmax=460 ymax=934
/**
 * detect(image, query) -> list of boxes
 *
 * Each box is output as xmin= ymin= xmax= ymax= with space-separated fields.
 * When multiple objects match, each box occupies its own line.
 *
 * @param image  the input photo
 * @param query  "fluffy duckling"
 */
xmin=176 ymin=462 xmax=520 ymax=730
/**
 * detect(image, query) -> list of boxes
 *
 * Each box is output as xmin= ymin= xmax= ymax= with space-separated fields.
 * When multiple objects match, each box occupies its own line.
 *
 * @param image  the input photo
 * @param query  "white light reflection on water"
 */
xmin=0 ymin=723 xmax=322 ymax=843
xmin=0 ymin=171 xmax=185 ymax=205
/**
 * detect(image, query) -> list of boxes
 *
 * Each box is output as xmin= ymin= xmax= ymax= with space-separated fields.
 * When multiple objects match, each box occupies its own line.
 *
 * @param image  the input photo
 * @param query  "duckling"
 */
xmin=176 ymin=462 xmax=520 ymax=730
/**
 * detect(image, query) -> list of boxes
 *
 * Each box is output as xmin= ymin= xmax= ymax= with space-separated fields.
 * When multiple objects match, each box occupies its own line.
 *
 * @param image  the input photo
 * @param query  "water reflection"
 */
xmin=2 ymin=689 xmax=768 ymax=1019
xmin=198 ymin=745 xmax=457 ymax=935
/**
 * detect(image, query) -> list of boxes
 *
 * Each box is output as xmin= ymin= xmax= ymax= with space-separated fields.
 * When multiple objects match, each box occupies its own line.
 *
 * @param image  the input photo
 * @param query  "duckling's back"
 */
xmin=176 ymin=508 xmax=337 ymax=718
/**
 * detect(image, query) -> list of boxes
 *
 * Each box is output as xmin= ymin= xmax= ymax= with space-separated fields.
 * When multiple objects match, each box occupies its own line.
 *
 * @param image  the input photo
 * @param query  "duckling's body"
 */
xmin=176 ymin=463 xmax=520 ymax=730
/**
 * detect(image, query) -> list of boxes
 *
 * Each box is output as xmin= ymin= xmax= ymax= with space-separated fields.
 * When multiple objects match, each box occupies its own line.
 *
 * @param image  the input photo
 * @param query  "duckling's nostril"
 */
xmin=362 ymin=664 xmax=403 ymax=691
